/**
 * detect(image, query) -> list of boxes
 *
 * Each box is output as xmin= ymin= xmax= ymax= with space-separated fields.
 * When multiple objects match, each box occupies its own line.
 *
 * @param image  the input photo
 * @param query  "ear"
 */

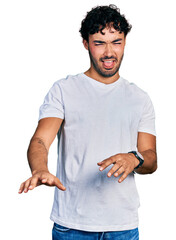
xmin=124 ymin=36 xmax=126 ymax=46
xmin=83 ymin=39 xmax=89 ymax=50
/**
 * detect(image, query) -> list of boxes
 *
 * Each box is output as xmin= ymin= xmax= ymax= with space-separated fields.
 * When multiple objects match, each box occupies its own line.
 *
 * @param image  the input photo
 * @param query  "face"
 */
xmin=83 ymin=27 xmax=126 ymax=79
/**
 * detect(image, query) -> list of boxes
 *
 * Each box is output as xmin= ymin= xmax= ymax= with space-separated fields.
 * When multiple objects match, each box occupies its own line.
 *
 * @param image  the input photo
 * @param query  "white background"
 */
xmin=0 ymin=0 xmax=175 ymax=239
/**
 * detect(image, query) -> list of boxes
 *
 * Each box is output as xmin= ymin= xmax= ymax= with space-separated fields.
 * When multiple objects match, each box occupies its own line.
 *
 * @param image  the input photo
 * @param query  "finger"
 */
xmin=114 ymin=166 xmax=125 ymax=178
xmin=40 ymin=175 xmax=66 ymax=191
xmin=23 ymin=179 xmax=32 ymax=193
xmin=97 ymin=161 xmax=103 ymax=165
xmin=54 ymin=177 xmax=66 ymax=191
xmin=107 ymin=163 xmax=122 ymax=177
xmin=18 ymin=182 xmax=25 ymax=194
xmin=98 ymin=157 xmax=116 ymax=171
xmin=39 ymin=173 xmax=51 ymax=185
xmin=43 ymin=177 xmax=54 ymax=186
xmin=40 ymin=172 xmax=55 ymax=186
xmin=41 ymin=178 xmax=47 ymax=184
xmin=118 ymin=171 xmax=129 ymax=183
xmin=28 ymin=177 xmax=39 ymax=190
xmin=97 ymin=157 xmax=114 ymax=166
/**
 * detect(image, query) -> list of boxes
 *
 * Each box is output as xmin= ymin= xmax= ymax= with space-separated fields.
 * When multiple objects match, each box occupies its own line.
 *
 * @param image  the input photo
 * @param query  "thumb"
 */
xmin=54 ymin=177 xmax=66 ymax=191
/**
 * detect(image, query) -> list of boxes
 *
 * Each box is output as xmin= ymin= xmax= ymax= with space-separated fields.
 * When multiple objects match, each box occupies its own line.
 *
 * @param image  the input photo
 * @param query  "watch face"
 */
xmin=137 ymin=151 xmax=144 ymax=160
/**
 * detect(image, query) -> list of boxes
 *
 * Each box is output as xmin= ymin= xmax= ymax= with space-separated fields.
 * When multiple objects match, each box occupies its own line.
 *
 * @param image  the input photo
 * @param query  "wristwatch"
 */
xmin=128 ymin=151 xmax=144 ymax=169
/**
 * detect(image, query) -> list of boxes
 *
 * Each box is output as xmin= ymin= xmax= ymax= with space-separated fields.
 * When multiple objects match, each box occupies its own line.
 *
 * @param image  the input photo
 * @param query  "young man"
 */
xmin=19 ymin=5 xmax=157 ymax=240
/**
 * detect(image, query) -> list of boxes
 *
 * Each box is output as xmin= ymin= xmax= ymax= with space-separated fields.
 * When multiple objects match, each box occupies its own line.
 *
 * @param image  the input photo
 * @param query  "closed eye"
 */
xmin=112 ymin=39 xmax=123 ymax=45
xmin=93 ymin=41 xmax=105 ymax=46
xmin=95 ymin=43 xmax=103 ymax=46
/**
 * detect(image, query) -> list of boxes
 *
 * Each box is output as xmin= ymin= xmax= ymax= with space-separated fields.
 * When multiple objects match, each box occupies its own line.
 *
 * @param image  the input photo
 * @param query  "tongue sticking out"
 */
xmin=103 ymin=60 xmax=115 ymax=69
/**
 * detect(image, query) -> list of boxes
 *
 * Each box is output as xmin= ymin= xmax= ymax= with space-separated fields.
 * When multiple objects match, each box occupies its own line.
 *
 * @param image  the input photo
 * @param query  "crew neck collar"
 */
xmin=80 ymin=73 xmax=123 ymax=88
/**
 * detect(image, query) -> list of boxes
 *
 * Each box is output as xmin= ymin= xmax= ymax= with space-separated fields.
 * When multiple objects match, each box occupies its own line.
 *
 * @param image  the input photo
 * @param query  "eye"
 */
xmin=113 ymin=42 xmax=121 ymax=45
xmin=95 ymin=43 xmax=103 ymax=46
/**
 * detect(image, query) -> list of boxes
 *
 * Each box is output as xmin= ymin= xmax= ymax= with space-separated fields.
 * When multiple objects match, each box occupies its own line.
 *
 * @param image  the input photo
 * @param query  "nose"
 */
xmin=104 ymin=43 xmax=114 ymax=58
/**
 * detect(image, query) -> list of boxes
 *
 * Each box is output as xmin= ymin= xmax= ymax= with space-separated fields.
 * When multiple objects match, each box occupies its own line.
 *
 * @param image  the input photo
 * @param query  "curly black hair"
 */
xmin=79 ymin=4 xmax=132 ymax=41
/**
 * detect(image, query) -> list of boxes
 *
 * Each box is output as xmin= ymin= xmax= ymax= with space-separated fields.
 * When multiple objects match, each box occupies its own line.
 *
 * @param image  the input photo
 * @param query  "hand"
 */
xmin=18 ymin=170 xmax=66 ymax=193
xmin=97 ymin=153 xmax=139 ymax=183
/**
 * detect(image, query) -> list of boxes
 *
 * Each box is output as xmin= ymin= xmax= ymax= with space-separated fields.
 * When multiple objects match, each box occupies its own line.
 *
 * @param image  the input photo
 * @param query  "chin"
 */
xmin=99 ymin=69 xmax=119 ymax=78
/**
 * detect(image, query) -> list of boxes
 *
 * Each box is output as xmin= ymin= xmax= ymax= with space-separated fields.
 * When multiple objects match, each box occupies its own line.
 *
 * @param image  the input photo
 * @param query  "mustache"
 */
xmin=100 ymin=56 xmax=117 ymax=61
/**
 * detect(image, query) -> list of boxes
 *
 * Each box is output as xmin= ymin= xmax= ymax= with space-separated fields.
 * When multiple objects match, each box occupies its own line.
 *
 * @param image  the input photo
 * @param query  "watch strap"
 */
xmin=128 ymin=151 xmax=144 ymax=169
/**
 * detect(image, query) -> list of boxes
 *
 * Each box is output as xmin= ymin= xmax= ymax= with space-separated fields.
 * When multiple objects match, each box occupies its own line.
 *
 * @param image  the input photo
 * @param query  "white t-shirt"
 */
xmin=39 ymin=73 xmax=156 ymax=232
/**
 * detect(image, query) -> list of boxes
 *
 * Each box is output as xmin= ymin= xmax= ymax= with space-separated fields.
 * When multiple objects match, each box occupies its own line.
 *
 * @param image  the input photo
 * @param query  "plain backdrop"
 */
xmin=0 ymin=0 xmax=175 ymax=239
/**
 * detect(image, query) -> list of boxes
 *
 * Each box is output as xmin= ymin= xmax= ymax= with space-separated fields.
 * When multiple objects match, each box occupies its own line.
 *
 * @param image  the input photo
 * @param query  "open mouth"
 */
xmin=102 ymin=60 xmax=116 ymax=69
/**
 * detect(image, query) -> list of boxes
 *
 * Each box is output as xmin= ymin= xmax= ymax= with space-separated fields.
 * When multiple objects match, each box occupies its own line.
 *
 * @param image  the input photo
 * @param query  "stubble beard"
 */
xmin=88 ymin=49 xmax=124 ymax=78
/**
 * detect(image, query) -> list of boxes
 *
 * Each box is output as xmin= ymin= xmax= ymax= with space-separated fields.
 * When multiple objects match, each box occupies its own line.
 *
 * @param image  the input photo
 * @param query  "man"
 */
xmin=19 ymin=5 xmax=157 ymax=240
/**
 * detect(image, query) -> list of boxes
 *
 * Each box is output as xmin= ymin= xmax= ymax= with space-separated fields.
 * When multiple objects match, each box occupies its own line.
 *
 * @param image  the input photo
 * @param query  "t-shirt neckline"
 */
xmin=80 ymin=73 xmax=123 ymax=89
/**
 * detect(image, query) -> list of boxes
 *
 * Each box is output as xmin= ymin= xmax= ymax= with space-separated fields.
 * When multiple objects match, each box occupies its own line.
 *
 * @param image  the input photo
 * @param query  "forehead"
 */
xmin=89 ymin=27 xmax=125 ymax=41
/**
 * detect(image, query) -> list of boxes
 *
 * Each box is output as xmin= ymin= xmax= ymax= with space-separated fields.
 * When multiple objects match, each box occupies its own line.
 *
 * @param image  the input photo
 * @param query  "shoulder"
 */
xmin=45 ymin=73 xmax=84 ymax=99
xmin=45 ymin=74 xmax=82 ymax=97
xmin=121 ymin=77 xmax=149 ymax=101
xmin=53 ymin=73 xmax=81 ymax=88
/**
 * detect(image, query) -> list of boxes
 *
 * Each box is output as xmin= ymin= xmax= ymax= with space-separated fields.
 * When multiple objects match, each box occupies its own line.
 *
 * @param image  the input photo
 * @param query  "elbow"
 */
xmin=150 ymin=159 xmax=158 ymax=174
xmin=149 ymin=150 xmax=157 ymax=174
xmin=151 ymin=164 xmax=157 ymax=173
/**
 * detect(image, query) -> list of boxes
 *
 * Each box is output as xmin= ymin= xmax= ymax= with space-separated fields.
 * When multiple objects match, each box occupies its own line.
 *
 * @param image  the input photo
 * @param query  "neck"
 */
xmin=84 ymin=68 xmax=120 ymax=85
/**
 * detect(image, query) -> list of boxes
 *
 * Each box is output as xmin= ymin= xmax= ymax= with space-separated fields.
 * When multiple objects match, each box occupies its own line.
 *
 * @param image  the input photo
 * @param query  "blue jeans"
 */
xmin=52 ymin=223 xmax=139 ymax=240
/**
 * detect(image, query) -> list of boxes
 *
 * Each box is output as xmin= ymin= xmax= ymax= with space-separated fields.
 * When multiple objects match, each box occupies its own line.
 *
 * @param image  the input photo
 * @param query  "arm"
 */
xmin=134 ymin=132 xmax=157 ymax=174
xmin=19 ymin=117 xmax=66 ymax=193
xmin=97 ymin=132 xmax=157 ymax=183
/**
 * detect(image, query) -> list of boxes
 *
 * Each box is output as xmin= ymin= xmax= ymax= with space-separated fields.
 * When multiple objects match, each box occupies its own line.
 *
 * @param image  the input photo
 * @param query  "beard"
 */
xmin=88 ymin=49 xmax=124 ymax=78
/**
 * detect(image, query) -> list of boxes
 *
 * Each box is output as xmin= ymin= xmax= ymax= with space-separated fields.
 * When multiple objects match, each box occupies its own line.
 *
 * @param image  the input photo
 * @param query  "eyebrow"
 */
xmin=112 ymin=38 xmax=123 ymax=43
xmin=93 ymin=38 xmax=123 ymax=44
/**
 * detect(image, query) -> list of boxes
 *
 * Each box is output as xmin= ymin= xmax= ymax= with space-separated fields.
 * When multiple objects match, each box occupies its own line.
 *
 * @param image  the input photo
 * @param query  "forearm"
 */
xmin=27 ymin=137 xmax=49 ymax=175
xmin=134 ymin=149 xmax=157 ymax=174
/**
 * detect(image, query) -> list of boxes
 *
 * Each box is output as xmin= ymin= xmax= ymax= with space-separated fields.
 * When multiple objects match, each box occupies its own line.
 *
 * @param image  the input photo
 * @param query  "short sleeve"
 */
xmin=138 ymin=95 xmax=156 ymax=136
xmin=39 ymin=81 xmax=64 ymax=120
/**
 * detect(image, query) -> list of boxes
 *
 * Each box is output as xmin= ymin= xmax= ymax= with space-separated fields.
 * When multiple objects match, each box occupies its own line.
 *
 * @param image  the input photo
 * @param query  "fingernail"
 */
xmin=107 ymin=172 xmax=111 ymax=177
xmin=99 ymin=167 xmax=103 ymax=171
